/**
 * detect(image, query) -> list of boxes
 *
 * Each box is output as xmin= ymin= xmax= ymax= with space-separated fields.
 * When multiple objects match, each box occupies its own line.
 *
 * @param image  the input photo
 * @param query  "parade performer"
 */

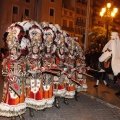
xmin=0 ymin=24 xmax=26 ymax=120
xmin=41 ymin=24 xmax=57 ymax=108
xmin=99 ymin=31 xmax=120 ymax=96
xmin=53 ymin=27 xmax=68 ymax=108
xmin=63 ymin=38 xmax=77 ymax=103
xmin=66 ymin=39 xmax=87 ymax=101
xmin=75 ymin=45 xmax=88 ymax=100
xmin=25 ymin=24 xmax=46 ymax=117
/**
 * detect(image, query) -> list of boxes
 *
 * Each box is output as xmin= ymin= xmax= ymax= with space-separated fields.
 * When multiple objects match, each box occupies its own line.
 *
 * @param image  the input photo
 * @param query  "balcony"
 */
xmin=62 ymin=26 xmax=74 ymax=32
xmin=75 ymin=21 xmax=85 ymax=27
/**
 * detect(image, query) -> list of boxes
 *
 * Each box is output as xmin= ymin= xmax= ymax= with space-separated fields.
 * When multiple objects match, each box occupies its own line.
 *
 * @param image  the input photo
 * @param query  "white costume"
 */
xmin=99 ymin=32 xmax=120 ymax=76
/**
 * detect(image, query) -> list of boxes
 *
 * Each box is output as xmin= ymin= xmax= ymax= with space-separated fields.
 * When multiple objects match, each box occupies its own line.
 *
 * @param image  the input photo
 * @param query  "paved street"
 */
xmin=0 ymin=62 xmax=120 ymax=120
xmin=0 ymin=92 xmax=120 ymax=120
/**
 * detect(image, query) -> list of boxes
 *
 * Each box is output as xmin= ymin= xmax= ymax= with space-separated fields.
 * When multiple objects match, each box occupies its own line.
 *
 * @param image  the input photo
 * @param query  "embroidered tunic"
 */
xmin=0 ymin=56 xmax=26 ymax=117
xmin=25 ymin=55 xmax=46 ymax=110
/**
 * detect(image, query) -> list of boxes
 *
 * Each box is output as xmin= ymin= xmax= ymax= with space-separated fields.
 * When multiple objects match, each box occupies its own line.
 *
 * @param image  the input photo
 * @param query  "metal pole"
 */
xmin=106 ymin=21 xmax=109 ymax=43
xmin=84 ymin=0 xmax=90 ymax=52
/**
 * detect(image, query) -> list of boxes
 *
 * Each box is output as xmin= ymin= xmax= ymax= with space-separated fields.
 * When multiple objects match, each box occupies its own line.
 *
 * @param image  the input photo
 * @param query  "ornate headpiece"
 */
xmin=43 ymin=27 xmax=55 ymax=39
xmin=6 ymin=23 xmax=24 ymax=50
xmin=28 ymin=25 xmax=43 ymax=47
xmin=42 ymin=26 xmax=55 ymax=45
xmin=67 ymin=37 xmax=76 ymax=50
xmin=40 ymin=21 xmax=49 ymax=28
xmin=55 ymin=27 xmax=66 ymax=45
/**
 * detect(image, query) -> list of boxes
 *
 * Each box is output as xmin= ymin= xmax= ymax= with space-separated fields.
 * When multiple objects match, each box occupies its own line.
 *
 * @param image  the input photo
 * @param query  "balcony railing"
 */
xmin=62 ymin=26 xmax=74 ymax=32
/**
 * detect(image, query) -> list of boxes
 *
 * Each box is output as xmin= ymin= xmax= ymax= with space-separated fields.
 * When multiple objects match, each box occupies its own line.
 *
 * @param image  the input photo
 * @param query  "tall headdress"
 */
xmin=55 ymin=26 xmax=63 ymax=43
xmin=67 ymin=37 xmax=75 ymax=50
xmin=6 ymin=23 xmax=24 ymax=50
xmin=42 ymin=25 xmax=55 ymax=47
xmin=28 ymin=24 xmax=43 ymax=47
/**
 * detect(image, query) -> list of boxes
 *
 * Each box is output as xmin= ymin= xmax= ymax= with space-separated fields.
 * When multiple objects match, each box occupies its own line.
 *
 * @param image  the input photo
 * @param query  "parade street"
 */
xmin=0 ymin=61 xmax=120 ymax=120
xmin=0 ymin=0 xmax=120 ymax=120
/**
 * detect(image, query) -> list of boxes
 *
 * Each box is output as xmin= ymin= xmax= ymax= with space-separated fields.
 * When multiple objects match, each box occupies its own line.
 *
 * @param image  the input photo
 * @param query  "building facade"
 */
xmin=0 ymin=0 xmax=120 ymax=49
xmin=37 ymin=0 xmax=62 ymax=25
xmin=0 ymin=0 xmax=37 ymax=48
xmin=61 ymin=6 xmax=75 ymax=37
xmin=62 ymin=0 xmax=90 ymax=46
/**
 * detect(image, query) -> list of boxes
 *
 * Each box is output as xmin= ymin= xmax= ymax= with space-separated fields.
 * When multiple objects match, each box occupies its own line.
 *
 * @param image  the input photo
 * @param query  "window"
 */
xmin=75 ymin=27 xmax=80 ymax=34
xmin=12 ymin=6 xmax=19 ymax=23
xmin=25 ymin=9 xmax=29 ymax=16
xmin=82 ymin=9 xmax=84 ymax=15
xmin=77 ymin=0 xmax=82 ymax=3
xmin=13 ymin=6 xmax=18 ymax=14
xmin=26 ymin=0 xmax=30 ymax=3
xmin=76 ymin=8 xmax=80 ymax=14
xmin=69 ymin=12 xmax=73 ymax=16
xmin=69 ymin=21 xmax=73 ymax=28
xmin=63 ymin=19 xmax=67 ymax=27
xmin=51 ymin=0 xmax=55 ymax=2
xmin=50 ymin=9 xmax=54 ymax=16
xmin=64 ymin=10 xmax=67 ymax=15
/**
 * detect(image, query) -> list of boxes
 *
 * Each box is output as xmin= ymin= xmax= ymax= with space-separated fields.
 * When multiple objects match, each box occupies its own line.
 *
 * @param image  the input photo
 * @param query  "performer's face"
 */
xmin=47 ymin=47 xmax=51 ymax=53
xmin=60 ymin=37 xmax=64 ymax=43
xmin=60 ymin=47 xmax=64 ymax=54
xmin=79 ymin=52 xmax=83 ymax=57
xmin=10 ymin=47 xmax=17 ymax=55
xmin=70 ymin=49 xmax=74 ymax=55
xmin=33 ymin=32 xmax=42 ymax=43
xmin=46 ymin=34 xmax=53 ymax=42
xmin=33 ymin=45 xmax=39 ymax=54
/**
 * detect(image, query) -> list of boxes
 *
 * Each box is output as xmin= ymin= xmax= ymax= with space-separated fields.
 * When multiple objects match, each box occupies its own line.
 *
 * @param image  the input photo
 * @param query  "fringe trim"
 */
xmin=53 ymin=89 xmax=66 ymax=97
xmin=25 ymin=97 xmax=55 ymax=109
xmin=75 ymin=85 xmax=87 ymax=92
xmin=65 ymin=91 xmax=75 ymax=98
xmin=82 ymin=84 xmax=88 ymax=89
xmin=25 ymin=98 xmax=46 ymax=110
xmin=80 ymin=88 xmax=87 ymax=92
xmin=45 ymin=96 xmax=54 ymax=108
xmin=0 ymin=103 xmax=26 ymax=117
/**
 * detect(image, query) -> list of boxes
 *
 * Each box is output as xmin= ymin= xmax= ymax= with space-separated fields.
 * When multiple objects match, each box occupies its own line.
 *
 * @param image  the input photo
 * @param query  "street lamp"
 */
xmin=100 ymin=3 xmax=118 ymax=43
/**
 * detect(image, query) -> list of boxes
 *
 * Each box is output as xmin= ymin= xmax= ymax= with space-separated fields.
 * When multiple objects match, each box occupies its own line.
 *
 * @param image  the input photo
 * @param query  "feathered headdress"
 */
xmin=6 ymin=23 xmax=25 ymax=50
xmin=28 ymin=25 xmax=43 ymax=47
xmin=42 ymin=26 xmax=55 ymax=47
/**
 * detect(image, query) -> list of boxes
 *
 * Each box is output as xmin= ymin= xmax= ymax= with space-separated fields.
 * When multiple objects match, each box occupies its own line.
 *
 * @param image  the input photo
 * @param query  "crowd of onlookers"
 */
xmin=85 ymin=48 xmax=101 ymax=70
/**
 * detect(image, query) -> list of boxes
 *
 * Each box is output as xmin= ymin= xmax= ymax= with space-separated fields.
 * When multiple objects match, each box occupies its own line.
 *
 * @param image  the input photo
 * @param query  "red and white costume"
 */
xmin=0 ymin=24 xmax=26 ymax=117
xmin=75 ymin=43 xmax=87 ymax=92
xmin=25 ymin=24 xmax=46 ymax=110
xmin=41 ymin=25 xmax=57 ymax=108
xmin=54 ymin=42 xmax=67 ymax=97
